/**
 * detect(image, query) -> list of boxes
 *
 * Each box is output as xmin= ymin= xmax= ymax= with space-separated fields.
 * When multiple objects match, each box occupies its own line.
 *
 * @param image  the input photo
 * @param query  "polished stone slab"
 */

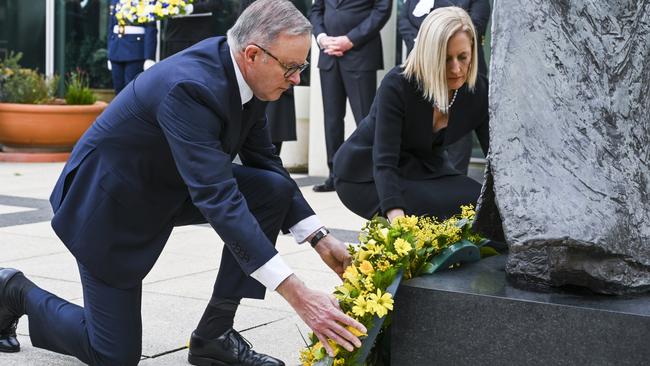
xmin=392 ymin=255 xmax=650 ymax=366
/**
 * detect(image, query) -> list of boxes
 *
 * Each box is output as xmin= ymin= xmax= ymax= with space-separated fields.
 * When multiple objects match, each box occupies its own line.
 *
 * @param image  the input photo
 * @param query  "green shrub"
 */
xmin=65 ymin=69 xmax=97 ymax=105
xmin=0 ymin=52 xmax=96 ymax=105
xmin=0 ymin=52 xmax=55 ymax=104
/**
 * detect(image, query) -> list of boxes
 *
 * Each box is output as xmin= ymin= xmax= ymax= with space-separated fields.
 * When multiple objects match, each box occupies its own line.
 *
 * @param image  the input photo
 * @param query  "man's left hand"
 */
xmin=314 ymin=234 xmax=351 ymax=279
xmin=325 ymin=36 xmax=354 ymax=55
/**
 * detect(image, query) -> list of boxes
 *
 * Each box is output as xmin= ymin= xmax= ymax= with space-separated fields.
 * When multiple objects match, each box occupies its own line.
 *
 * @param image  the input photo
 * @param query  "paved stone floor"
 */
xmin=0 ymin=161 xmax=484 ymax=365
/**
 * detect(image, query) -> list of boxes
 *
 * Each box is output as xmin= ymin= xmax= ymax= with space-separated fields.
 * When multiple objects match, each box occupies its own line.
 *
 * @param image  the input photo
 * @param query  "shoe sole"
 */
xmin=188 ymin=353 xmax=231 ymax=366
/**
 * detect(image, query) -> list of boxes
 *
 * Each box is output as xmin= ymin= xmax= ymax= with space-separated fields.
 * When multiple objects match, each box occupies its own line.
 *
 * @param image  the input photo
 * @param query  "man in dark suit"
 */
xmin=161 ymin=0 xmax=223 ymax=59
xmin=107 ymin=0 xmax=158 ymax=94
xmin=0 ymin=1 xmax=365 ymax=365
xmin=310 ymin=0 xmax=393 ymax=192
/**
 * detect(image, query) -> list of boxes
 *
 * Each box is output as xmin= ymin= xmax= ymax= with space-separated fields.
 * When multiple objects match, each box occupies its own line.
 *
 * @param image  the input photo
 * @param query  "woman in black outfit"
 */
xmin=333 ymin=6 xmax=489 ymax=222
xmin=399 ymin=0 xmax=491 ymax=175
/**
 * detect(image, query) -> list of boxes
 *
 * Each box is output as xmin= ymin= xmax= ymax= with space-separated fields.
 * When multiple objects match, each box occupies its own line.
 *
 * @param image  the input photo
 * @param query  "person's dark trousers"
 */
xmin=23 ymin=164 xmax=302 ymax=365
xmin=173 ymin=164 xmax=302 ymax=300
xmin=110 ymin=60 xmax=144 ymax=94
xmin=320 ymin=61 xmax=376 ymax=183
xmin=334 ymin=174 xmax=481 ymax=221
xmin=446 ymin=133 xmax=474 ymax=175
xmin=26 ymin=263 xmax=143 ymax=366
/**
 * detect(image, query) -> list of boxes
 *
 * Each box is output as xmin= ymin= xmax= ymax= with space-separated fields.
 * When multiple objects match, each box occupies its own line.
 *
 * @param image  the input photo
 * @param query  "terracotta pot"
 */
xmin=0 ymin=101 xmax=107 ymax=153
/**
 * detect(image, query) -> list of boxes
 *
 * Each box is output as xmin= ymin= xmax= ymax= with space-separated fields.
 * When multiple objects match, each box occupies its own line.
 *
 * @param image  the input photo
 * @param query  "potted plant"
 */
xmin=0 ymin=52 xmax=107 ymax=162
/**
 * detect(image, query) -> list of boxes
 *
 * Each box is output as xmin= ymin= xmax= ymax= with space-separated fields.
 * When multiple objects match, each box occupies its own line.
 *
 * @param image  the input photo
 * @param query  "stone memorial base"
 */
xmin=391 ymin=255 xmax=650 ymax=366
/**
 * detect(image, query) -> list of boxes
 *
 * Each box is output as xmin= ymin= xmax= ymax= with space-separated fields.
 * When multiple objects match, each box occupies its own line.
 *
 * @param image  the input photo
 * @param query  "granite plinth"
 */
xmin=392 ymin=255 xmax=650 ymax=366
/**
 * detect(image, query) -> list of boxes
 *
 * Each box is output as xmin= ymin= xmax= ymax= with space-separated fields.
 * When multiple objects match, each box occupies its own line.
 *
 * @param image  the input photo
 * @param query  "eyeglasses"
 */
xmin=251 ymin=43 xmax=309 ymax=79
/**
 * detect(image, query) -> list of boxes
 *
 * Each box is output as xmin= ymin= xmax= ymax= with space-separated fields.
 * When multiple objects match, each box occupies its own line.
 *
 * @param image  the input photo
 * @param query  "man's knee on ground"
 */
xmin=92 ymin=344 xmax=142 ymax=366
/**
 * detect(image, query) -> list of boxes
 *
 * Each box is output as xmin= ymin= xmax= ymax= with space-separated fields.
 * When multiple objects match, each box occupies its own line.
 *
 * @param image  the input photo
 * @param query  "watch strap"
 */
xmin=309 ymin=227 xmax=330 ymax=248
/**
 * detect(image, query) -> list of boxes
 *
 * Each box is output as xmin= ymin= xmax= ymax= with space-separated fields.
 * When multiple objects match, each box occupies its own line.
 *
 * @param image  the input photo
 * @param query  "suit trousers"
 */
xmin=335 ymin=174 xmax=481 ymax=220
xmin=320 ymin=62 xmax=376 ymax=180
xmin=25 ymin=164 xmax=298 ymax=365
xmin=111 ymin=60 xmax=144 ymax=94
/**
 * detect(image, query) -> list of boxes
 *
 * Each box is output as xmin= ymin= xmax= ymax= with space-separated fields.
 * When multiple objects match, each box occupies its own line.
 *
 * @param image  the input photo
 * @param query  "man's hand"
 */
xmin=386 ymin=208 xmax=405 ymax=223
xmin=319 ymin=36 xmax=344 ymax=57
xmin=319 ymin=35 xmax=353 ymax=57
xmin=313 ymin=234 xmax=352 ymax=279
xmin=277 ymin=275 xmax=366 ymax=357
xmin=326 ymin=36 xmax=354 ymax=54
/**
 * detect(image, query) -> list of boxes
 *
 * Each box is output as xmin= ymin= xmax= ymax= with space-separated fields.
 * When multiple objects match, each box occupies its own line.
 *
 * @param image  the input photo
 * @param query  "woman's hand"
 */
xmin=386 ymin=208 xmax=405 ymax=223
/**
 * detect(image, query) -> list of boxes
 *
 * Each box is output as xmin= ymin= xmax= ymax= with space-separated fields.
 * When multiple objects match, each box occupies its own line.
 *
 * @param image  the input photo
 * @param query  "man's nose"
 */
xmin=288 ymin=72 xmax=301 ymax=85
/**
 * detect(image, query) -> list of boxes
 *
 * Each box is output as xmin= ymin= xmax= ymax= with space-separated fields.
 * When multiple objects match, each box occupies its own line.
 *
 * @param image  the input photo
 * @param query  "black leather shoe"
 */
xmin=0 ymin=319 xmax=19 ymax=353
xmin=0 ymin=268 xmax=23 ymax=353
xmin=188 ymin=328 xmax=285 ymax=366
xmin=312 ymin=180 xmax=335 ymax=192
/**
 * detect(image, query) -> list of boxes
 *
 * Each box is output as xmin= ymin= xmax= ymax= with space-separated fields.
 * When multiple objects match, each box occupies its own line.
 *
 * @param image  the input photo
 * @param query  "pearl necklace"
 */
xmin=435 ymin=89 xmax=459 ymax=110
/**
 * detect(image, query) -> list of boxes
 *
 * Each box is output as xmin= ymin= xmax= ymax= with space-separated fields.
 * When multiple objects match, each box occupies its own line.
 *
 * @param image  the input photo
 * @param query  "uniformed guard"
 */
xmin=107 ymin=0 xmax=158 ymax=94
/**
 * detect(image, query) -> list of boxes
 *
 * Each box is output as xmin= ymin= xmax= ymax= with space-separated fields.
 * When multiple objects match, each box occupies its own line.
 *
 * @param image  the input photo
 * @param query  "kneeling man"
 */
xmin=0 ymin=0 xmax=364 ymax=364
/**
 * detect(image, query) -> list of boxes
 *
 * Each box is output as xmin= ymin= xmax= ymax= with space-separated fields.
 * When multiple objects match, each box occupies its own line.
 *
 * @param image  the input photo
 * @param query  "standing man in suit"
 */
xmin=107 ymin=0 xmax=157 ymax=94
xmin=310 ymin=0 xmax=393 ymax=192
xmin=161 ymin=0 xmax=223 ymax=59
xmin=0 ymin=1 xmax=365 ymax=365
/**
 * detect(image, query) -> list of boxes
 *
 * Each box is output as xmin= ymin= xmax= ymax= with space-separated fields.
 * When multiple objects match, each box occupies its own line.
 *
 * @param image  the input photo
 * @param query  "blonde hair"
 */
xmin=403 ymin=6 xmax=478 ymax=114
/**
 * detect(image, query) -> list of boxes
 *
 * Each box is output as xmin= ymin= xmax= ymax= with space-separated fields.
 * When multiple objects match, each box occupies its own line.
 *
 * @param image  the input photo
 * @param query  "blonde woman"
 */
xmin=333 ymin=6 xmax=489 ymax=222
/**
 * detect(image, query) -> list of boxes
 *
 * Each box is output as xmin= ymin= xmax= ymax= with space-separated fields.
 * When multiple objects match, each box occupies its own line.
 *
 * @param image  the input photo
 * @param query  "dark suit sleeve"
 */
xmin=156 ymin=81 xmax=277 ymax=275
xmin=309 ymin=0 xmax=327 ymax=38
xmin=372 ymin=72 xmax=408 ymax=213
xmin=194 ymin=0 xmax=222 ymax=13
xmin=473 ymin=79 xmax=490 ymax=155
xmin=238 ymin=115 xmax=315 ymax=227
xmin=474 ymin=97 xmax=490 ymax=156
xmin=398 ymin=0 xmax=417 ymax=51
xmin=144 ymin=22 xmax=158 ymax=60
xmin=475 ymin=114 xmax=489 ymax=156
xmin=468 ymin=0 xmax=491 ymax=37
xmin=347 ymin=0 xmax=393 ymax=48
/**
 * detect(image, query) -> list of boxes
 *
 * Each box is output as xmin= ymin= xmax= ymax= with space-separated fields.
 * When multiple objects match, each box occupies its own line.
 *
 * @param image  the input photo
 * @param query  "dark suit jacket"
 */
xmin=310 ymin=0 xmax=393 ymax=71
xmin=333 ymin=66 xmax=489 ymax=212
xmin=107 ymin=0 xmax=157 ymax=62
xmin=161 ymin=0 xmax=222 ymax=58
xmin=398 ymin=0 xmax=490 ymax=51
xmin=50 ymin=37 xmax=313 ymax=288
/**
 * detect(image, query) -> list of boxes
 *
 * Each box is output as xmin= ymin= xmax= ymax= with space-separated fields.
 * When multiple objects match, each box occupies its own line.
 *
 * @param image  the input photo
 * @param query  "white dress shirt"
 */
xmin=228 ymin=49 xmax=325 ymax=290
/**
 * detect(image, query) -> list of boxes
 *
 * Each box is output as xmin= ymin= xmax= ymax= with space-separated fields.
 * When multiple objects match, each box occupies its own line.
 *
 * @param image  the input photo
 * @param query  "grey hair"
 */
xmin=227 ymin=0 xmax=312 ymax=51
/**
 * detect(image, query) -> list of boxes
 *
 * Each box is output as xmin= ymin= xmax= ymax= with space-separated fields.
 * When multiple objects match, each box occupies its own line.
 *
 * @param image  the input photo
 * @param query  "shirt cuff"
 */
xmin=249 ymin=254 xmax=293 ymax=291
xmin=289 ymin=215 xmax=324 ymax=243
xmin=316 ymin=33 xmax=327 ymax=49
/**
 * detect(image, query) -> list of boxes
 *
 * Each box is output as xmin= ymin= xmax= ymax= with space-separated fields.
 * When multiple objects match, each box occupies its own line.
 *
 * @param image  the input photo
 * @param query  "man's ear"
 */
xmin=243 ymin=45 xmax=258 ymax=64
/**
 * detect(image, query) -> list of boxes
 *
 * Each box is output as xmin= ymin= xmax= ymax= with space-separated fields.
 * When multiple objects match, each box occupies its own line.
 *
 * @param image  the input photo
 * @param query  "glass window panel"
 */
xmin=0 ymin=0 xmax=46 ymax=71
